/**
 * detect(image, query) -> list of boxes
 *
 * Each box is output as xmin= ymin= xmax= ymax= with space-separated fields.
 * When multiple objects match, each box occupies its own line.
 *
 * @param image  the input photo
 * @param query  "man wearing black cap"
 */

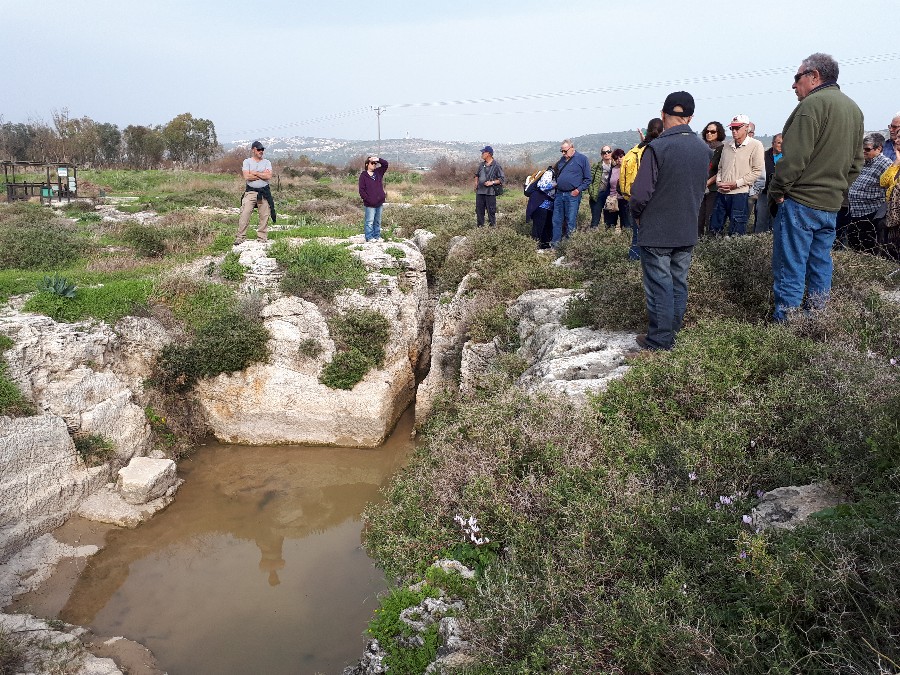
xmin=235 ymin=140 xmax=274 ymax=244
xmin=629 ymin=91 xmax=711 ymax=351
xmin=474 ymin=145 xmax=505 ymax=227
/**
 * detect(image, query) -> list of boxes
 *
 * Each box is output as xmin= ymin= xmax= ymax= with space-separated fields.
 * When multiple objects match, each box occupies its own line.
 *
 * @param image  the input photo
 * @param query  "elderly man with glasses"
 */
xmin=709 ymin=114 xmax=764 ymax=236
xmin=588 ymin=146 xmax=614 ymax=228
xmin=768 ymin=52 xmax=864 ymax=322
xmin=550 ymin=139 xmax=592 ymax=247
xmin=883 ymin=112 xmax=900 ymax=161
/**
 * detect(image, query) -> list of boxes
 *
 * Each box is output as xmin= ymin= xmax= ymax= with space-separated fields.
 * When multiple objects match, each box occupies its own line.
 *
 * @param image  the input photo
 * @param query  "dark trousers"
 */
xmin=476 ymin=193 xmax=497 ymax=227
xmin=698 ymin=191 xmax=717 ymax=236
xmin=589 ymin=189 xmax=609 ymax=228
xmin=847 ymin=212 xmax=879 ymax=253
xmin=531 ymin=207 xmax=553 ymax=247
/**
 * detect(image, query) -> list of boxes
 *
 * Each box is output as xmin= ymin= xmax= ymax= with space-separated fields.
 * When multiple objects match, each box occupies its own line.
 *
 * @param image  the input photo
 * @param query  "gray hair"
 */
xmin=562 ymin=139 xmax=574 ymax=149
xmin=864 ymin=133 xmax=885 ymax=149
xmin=893 ymin=111 xmax=900 ymax=121
xmin=801 ymin=53 xmax=839 ymax=82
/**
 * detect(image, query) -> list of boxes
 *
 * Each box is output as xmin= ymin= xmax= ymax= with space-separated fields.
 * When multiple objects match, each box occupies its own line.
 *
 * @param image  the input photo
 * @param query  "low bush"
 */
xmin=122 ymin=222 xmax=166 ymax=257
xmin=220 ymin=251 xmax=244 ymax=282
xmin=271 ymin=239 xmax=368 ymax=302
xmin=0 ymin=205 xmax=85 ymax=270
xmin=153 ymin=312 xmax=270 ymax=392
xmin=73 ymin=433 xmax=115 ymax=466
xmin=364 ymin=320 xmax=900 ymax=672
xmin=366 ymin=586 xmax=441 ymax=673
xmin=153 ymin=277 xmax=236 ymax=331
xmin=319 ymin=309 xmax=390 ymax=390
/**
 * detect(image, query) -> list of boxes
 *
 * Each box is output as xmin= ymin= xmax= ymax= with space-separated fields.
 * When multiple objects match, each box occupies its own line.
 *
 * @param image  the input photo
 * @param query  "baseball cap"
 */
xmin=251 ymin=140 xmax=265 ymax=150
xmin=662 ymin=91 xmax=695 ymax=116
xmin=728 ymin=114 xmax=750 ymax=128
xmin=480 ymin=145 xmax=494 ymax=155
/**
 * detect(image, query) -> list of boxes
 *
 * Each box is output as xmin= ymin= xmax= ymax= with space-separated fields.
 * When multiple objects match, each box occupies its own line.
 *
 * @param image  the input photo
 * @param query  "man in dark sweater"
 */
xmin=629 ymin=91 xmax=712 ymax=351
xmin=550 ymin=139 xmax=592 ymax=247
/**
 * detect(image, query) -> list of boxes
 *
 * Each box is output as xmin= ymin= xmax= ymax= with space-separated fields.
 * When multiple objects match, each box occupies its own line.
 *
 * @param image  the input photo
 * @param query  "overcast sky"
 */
xmin=4 ymin=0 xmax=897 ymax=144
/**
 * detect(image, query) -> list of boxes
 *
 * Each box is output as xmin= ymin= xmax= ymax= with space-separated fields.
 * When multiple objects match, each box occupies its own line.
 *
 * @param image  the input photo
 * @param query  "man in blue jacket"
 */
xmin=630 ymin=91 xmax=712 ymax=351
xmin=551 ymin=139 xmax=591 ymax=248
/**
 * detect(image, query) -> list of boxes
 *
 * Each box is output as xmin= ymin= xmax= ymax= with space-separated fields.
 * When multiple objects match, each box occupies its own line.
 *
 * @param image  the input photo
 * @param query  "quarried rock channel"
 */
xmin=7 ymin=408 xmax=417 ymax=674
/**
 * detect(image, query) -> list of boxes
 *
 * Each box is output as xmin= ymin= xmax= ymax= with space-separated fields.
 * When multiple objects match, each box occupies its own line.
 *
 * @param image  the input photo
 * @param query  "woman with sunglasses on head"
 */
xmin=588 ymin=146 xmax=615 ymax=228
xmin=698 ymin=121 xmax=726 ymax=236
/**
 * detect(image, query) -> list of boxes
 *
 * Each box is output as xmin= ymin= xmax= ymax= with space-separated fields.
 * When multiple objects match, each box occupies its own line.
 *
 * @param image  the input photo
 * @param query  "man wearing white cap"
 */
xmin=709 ymin=114 xmax=764 ymax=236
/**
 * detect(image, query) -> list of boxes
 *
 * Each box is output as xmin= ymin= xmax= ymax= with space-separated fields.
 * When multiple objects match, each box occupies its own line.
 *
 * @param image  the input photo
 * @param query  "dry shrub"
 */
xmin=423 ymin=156 xmax=470 ymax=187
xmin=203 ymin=147 xmax=246 ymax=174
xmin=160 ymin=208 xmax=222 ymax=252
xmin=85 ymin=253 xmax=147 ymax=272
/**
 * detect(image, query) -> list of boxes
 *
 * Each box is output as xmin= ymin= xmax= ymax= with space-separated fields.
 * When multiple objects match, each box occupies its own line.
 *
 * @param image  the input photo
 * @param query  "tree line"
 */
xmin=0 ymin=109 xmax=220 ymax=169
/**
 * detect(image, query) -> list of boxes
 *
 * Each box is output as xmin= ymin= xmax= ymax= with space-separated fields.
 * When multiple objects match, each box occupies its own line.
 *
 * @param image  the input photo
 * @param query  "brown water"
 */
xmin=10 ymin=408 xmax=415 ymax=675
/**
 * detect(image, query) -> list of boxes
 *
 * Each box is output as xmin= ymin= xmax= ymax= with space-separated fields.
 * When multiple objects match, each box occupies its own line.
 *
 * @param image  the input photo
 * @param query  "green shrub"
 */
xmin=468 ymin=304 xmax=517 ymax=345
xmin=220 ymin=251 xmax=245 ymax=282
xmin=0 ymin=206 xmax=84 ymax=270
xmin=0 ymin=350 xmax=35 ymax=417
xmin=297 ymin=338 xmax=323 ymax=359
xmin=122 ymin=222 xmax=167 ymax=257
xmin=154 ymin=278 xmax=237 ymax=331
xmin=154 ymin=312 xmax=270 ymax=392
xmin=385 ymin=246 xmax=406 ymax=260
xmin=271 ymin=239 xmax=367 ymax=301
xmin=319 ymin=309 xmax=390 ymax=390
xmin=73 ymin=433 xmax=115 ymax=466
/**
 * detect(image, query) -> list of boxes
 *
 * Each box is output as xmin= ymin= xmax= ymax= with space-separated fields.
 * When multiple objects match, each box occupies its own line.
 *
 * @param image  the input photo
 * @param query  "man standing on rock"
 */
xmin=235 ymin=141 xmax=275 ymax=245
xmin=768 ymin=53 xmax=864 ymax=321
xmin=629 ymin=92 xmax=711 ymax=351
xmin=474 ymin=145 xmax=505 ymax=227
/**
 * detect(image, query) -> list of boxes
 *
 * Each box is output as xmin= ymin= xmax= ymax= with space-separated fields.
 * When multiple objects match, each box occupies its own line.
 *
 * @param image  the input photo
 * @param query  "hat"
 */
xmin=662 ymin=91 xmax=695 ymax=116
xmin=480 ymin=145 xmax=494 ymax=155
xmin=251 ymin=140 xmax=265 ymax=150
xmin=728 ymin=114 xmax=750 ymax=128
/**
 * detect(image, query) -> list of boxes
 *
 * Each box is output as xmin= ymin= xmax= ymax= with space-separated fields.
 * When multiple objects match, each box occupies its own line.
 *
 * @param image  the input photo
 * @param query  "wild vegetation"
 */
xmin=364 ymin=226 xmax=900 ymax=673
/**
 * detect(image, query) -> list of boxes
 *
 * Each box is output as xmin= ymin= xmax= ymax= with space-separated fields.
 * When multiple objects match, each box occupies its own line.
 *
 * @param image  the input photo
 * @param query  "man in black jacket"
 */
xmin=629 ymin=91 xmax=712 ymax=351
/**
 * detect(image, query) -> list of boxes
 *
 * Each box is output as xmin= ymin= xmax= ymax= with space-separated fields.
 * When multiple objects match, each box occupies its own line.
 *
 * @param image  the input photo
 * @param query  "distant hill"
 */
xmin=225 ymin=131 xmax=650 ymax=169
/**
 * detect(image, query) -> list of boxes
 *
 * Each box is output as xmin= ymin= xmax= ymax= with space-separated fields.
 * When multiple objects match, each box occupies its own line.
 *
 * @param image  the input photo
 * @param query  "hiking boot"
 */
xmin=635 ymin=333 xmax=652 ymax=350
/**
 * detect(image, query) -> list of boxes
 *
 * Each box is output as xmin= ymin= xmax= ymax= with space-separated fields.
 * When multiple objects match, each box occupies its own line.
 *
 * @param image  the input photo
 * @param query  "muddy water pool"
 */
xmin=9 ymin=408 xmax=416 ymax=674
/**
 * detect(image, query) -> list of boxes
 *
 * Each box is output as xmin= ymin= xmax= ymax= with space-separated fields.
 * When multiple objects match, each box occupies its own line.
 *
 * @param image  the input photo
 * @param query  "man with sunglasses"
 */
xmin=235 ymin=140 xmax=274 ymax=245
xmin=550 ymin=139 xmax=591 ymax=247
xmin=883 ymin=112 xmax=900 ymax=161
xmin=768 ymin=53 xmax=864 ymax=322
xmin=709 ymin=114 xmax=764 ymax=236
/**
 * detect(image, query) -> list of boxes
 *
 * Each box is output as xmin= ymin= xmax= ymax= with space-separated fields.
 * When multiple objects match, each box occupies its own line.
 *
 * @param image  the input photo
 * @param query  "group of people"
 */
xmin=233 ymin=52 xmax=895 ymax=355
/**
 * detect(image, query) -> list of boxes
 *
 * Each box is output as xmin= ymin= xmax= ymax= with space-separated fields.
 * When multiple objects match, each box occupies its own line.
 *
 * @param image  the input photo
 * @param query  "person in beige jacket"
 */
xmin=709 ymin=114 xmax=764 ymax=235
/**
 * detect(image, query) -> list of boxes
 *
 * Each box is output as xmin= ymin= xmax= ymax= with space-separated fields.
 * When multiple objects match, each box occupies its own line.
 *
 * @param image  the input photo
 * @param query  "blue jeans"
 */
xmin=551 ymin=191 xmax=582 ymax=245
xmin=364 ymin=205 xmax=382 ymax=241
xmin=639 ymin=245 xmax=693 ymax=350
xmin=771 ymin=198 xmax=836 ymax=322
xmin=710 ymin=192 xmax=749 ymax=235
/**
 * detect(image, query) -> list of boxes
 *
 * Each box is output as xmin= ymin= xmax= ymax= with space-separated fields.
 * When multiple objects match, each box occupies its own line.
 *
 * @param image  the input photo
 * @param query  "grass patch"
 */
xmin=0 ymin=203 xmax=86 ymax=270
xmin=319 ymin=309 xmax=390 ymax=390
xmin=22 ymin=278 xmax=153 ymax=323
xmin=271 ymin=239 xmax=368 ymax=302
xmin=220 ymin=251 xmax=244 ymax=282
xmin=366 ymin=586 xmax=441 ymax=673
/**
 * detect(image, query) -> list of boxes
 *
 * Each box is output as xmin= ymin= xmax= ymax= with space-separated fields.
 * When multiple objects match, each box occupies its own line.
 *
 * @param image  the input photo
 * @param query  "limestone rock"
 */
xmin=77 ymin=483 xmax=180 ymax=528
xmin=196 ymin=239 xmax=430 ymax=447
xmin=342 ymin=639 xmax=387 ymax=675
xmin=116 ymin=457 xmax=177 ymax=505
xmin=751 ymin=483 xmax=845 ymax=531
xmin=509 ymin=288 xmax=635 ymax=402
xmin=0 ymin=533 xmax=98 ymax=606
xmin=411 ymin=228 xmax=436 ymax=252
xmin=0 ymin=415 xmax=108 ymax=562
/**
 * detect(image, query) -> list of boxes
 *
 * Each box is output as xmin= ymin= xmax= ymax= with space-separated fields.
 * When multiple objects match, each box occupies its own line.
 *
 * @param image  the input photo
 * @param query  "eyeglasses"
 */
xmin=793 ymin=70 xmax=813 ymax=83
xmin=560 ymin=147 xmax=571 ymax=153
xmin=889 ymin=124 xmax=900 ymax=130
xmin=254 ymin=148 xmax=264 ymax=152
xmin=730 ymin=125 xmax=746 ymax=130
xmin=863 ymin=147 xmax=875 ymax=152
xmin=705 ymin=129 xmax=717 ymax=135
xmin=601 ymin=149 xmax=612 ymax=154
xmin=368 ymin=160 xmax=377 ymax=164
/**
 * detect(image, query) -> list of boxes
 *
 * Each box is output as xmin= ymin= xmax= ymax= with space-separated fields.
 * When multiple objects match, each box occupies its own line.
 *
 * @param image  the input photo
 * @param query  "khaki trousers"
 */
xmin=235 ymin=190 xmax=270 ymax=242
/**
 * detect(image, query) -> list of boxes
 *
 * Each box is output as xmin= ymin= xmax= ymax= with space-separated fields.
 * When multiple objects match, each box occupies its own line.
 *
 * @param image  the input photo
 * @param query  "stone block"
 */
xmin=116 ymin=457 xmax=177 ymax=505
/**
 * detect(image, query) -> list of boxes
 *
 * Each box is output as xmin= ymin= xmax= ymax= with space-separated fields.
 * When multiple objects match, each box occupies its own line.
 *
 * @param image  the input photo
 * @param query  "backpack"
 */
xmin=619 ymin=143 xmax=646 ymax=200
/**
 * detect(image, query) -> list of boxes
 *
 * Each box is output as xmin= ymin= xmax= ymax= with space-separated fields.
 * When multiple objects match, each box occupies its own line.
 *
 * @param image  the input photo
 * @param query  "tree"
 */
xmin=123 ymin=124 xmax=166 ymax=169
xmin=96 ymin=123 xmax=122 ymax=166
xmin=162 ymin=113 xmax=219 ymax=166
xmin=0 ymin=122 xmax=37 ymax=160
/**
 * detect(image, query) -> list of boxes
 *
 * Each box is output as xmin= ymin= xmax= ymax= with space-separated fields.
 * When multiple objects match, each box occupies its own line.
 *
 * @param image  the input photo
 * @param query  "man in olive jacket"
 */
xmin=768 ymin=53 xmax=864 ymax=322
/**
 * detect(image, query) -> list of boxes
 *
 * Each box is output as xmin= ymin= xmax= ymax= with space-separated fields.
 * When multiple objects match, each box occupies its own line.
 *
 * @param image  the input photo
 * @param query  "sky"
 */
xmin=3 ymin=0 xmax=897 ymax=145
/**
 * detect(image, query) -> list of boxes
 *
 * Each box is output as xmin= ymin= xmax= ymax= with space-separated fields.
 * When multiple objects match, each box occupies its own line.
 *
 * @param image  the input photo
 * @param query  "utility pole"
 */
xmin=373 ymin=106 xmax=385 ymax=155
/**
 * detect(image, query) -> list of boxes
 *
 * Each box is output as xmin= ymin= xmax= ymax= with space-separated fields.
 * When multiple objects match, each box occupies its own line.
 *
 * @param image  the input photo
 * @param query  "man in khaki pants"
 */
xmin=234 ymin=140 xmax=273 ymax=244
